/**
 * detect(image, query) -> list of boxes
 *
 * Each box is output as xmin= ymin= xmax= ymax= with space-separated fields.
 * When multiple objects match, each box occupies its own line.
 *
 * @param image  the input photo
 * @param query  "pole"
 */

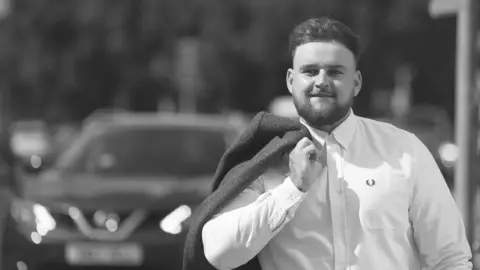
xmin=453 ymin=0 xmax=478 ymax=243
xmin=176 ymin=38 xmax=199 ymax=113
xmin=0 ymin=0 xmax=10 ymax=20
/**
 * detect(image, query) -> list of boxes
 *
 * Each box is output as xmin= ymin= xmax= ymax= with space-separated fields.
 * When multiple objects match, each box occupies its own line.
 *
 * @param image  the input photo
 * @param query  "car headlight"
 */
xmin=159 ymin=205 xmax=192 ymax=235
xmin=438 ymin=142 xmax=459 ymax=166
xmin=10 ymin=199 xmax=56 ymax=236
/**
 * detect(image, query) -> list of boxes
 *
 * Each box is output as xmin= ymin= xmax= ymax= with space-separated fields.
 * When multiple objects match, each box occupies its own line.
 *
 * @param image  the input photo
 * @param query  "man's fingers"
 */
xmin=301 ymin=144 xmax=320 ymax=161
xmin=301 ymin=144 xmax=317 ymax=155
xmin=296 ymin=137 xmax=313 ymax=149
xmin=290 ymin=137 xmax=321 ymax=162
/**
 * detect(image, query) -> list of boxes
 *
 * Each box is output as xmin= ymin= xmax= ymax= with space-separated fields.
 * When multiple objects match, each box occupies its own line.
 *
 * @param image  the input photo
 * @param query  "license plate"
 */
xmin=65 ymin=242 xmax=143 ymax=266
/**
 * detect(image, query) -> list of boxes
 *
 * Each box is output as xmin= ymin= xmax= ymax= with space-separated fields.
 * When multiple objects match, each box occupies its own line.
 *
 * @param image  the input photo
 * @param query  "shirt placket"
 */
xmin=326 ymin=137 xmax=348 ymax=270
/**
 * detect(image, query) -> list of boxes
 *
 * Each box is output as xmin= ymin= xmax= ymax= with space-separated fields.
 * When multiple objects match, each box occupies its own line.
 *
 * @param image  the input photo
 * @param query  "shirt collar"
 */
xmin=300 ymin=109 xmax=357 ymax=150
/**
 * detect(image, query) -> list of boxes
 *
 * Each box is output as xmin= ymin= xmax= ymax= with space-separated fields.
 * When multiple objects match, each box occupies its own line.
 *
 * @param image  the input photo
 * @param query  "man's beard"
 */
xmin=293 ymin=95 xmax=353 ymax=130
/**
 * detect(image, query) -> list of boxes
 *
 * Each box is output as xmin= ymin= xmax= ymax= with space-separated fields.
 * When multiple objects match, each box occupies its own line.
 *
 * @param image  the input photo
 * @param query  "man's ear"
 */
xmin=286 ymin=68 xmax=294 ymax=94
xmin=353 ymin=70 xmax=362 ymax=96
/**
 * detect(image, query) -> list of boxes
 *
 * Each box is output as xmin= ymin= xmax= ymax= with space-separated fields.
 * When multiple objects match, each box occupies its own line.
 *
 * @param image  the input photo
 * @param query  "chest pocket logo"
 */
xmin=366 ymin=179 xmax=376 ymax=187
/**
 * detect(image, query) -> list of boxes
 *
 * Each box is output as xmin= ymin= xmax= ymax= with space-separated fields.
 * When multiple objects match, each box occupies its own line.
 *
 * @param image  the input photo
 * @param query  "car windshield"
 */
xmin=64 ymin=126 xmax=229 ymax=177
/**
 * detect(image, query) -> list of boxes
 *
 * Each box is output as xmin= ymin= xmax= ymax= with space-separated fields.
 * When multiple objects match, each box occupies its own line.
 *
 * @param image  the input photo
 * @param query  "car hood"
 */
xmin=22 ymin=170 xmax=213 ymax=211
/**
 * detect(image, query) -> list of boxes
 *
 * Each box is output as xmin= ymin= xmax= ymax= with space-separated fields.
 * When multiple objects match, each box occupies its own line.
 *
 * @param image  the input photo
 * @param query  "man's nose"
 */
xmin=314 ymin=70 xmax=330 ymax=87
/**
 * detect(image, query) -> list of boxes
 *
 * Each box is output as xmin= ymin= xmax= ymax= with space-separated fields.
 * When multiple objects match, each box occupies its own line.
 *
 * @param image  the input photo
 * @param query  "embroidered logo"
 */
xmin=366 ymin=179 xmax=376 ymax=187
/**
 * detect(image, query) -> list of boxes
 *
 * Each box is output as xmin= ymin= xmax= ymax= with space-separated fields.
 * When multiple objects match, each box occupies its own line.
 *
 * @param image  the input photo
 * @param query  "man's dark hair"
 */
xmin=289 ymin=17 xmax=361 ymax=62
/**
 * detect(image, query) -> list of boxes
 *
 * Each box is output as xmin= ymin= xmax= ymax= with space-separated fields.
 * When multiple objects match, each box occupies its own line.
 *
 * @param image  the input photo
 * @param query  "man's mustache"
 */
xmin=308 ymin=88 xmax=335 ymax=97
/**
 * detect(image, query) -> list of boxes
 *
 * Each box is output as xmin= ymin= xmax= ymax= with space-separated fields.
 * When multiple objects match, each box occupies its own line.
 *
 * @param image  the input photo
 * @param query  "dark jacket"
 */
xmin=182 ymin=111 xmax=312 ymax=270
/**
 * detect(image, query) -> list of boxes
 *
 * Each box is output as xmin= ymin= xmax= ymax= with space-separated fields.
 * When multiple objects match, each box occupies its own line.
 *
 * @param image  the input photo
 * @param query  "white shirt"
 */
xmin=202 ymin=111 xmax=472 ymax=270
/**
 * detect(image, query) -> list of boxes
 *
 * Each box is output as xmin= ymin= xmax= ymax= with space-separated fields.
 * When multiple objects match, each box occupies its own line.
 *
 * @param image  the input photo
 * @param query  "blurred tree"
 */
xmin=0 ymin=0 xmax=462 ymax=125
xmin=0 ymin=0 xmax=181 ymax=123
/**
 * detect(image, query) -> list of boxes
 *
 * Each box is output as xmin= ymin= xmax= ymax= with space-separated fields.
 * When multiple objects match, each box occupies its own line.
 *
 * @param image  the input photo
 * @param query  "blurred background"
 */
xmin=0 ymin=0 xmax=467 ymax=122
xmin=0 ymin=0 xmax=477 ymax=269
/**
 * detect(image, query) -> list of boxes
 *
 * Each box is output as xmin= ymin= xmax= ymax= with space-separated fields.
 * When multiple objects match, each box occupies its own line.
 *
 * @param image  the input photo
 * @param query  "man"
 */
xmin=187 ymin=17 xmax=472 ymax=270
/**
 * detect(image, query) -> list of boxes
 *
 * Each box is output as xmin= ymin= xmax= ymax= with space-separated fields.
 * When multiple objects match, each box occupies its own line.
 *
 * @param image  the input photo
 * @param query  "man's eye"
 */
xmin=328 ymin=69 xmax=343 ymax=76
xmin=304 ymin=70 xmax=318 ymax=76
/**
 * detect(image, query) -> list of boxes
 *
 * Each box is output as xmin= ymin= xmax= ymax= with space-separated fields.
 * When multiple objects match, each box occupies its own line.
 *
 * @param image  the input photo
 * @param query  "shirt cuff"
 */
xmin=268 ymin=177 xmax=307 ymax=230
xmin=272 ymin=176 xmax=307 ymax=200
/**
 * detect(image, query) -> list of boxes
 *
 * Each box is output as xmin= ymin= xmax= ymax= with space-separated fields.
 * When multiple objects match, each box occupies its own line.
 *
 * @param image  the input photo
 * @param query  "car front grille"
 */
xmin=82 ymin=211 xmax=132 ymax=229
xmin=135 ymin=211 xmax=172 ymax=231
xmin=50 ymin=207 xmax=186 ymax=237
xmin=51 ymin=212 xmax=76 ymax=230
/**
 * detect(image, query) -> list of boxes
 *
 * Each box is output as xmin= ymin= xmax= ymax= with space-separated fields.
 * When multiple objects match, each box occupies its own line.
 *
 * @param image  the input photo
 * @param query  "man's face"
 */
xmin=286 ymin=41 xmax=362 ymax=128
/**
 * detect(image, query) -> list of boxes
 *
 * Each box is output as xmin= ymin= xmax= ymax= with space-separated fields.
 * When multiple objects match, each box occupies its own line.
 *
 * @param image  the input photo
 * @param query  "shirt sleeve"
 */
xmin=408 ymin=134 xmax=473 ymax=269
xmin=202 ymin=175 xmax=307 ymax=270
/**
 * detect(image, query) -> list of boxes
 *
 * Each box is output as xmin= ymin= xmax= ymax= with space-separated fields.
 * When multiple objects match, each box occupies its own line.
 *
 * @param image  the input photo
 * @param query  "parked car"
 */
xmin=1 ymin=111 xmax=245 ymax=270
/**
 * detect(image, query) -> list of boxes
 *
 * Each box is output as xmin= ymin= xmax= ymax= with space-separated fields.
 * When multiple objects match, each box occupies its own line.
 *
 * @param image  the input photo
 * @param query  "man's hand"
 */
xmin=288 ymin=137 xmax=324 ymax=192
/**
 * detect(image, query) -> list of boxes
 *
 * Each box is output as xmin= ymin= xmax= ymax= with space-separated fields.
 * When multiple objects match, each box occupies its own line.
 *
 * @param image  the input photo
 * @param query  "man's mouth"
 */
xmin=310 ymin=92 xmax=335 ymax=98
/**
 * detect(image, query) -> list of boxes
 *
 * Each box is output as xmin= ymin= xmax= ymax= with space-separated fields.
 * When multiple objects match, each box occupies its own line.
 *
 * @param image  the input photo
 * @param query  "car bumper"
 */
xmin=2 ymin=216 xmax=186 ymax=270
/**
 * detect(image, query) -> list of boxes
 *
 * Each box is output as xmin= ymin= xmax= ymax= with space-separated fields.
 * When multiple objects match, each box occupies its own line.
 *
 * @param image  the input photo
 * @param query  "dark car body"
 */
xmin=1 ymin=112 xmax=245 ymax=270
